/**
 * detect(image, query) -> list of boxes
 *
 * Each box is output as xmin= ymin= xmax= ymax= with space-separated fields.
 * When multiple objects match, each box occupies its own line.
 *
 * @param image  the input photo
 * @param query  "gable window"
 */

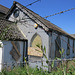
xmin=66 ymin=38 xmax=70 ymax=56
xmin=55 ymin=35 xmax=61 ymax=58
xmin=13 ymin=9 xmax=20 ymax=18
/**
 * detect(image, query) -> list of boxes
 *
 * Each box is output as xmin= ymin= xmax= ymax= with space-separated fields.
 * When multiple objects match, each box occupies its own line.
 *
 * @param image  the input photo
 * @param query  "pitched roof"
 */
xmin=0 ymin=4 xmax=9 ymax=14
xmin=0 ymin=18 xmax=27 ymax=41
xmin=70 ymin=34 xmax=75 ymax=38
xmin=6 ymin=1 xmax=75 ymax=39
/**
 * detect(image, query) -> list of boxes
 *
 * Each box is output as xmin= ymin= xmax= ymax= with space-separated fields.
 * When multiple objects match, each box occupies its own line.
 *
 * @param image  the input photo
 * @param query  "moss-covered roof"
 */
xmin=0 ymin=18 xmax=27 ymax=41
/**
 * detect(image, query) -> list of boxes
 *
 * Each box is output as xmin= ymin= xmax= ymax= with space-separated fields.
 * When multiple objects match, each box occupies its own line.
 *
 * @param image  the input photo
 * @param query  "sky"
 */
xmin=0 ymin=0 xmax=75 ymax=34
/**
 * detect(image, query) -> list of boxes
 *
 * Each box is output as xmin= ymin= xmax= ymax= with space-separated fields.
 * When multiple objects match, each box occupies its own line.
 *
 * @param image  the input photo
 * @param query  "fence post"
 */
xmin=48 ymin=59 xmax=52 ymax=72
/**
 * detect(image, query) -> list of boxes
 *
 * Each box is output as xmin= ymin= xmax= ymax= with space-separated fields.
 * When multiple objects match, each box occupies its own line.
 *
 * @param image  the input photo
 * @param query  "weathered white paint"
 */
xmin=8 ymin=7 xmax=20 ymax=22
xmin=28 ymin=56 xmax=42 ymax=68
xmin=8 ymin=6 xmax=50 ymax=70
xmin=0 ymin=41 xmax=3 ymax=72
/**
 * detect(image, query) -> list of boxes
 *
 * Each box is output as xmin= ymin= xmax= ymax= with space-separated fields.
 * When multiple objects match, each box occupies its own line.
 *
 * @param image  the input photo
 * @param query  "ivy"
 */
xmin=0 ymin=27 xmax=10 ymax=41
xmin=0 ymin=23 xmax=16 ymax=41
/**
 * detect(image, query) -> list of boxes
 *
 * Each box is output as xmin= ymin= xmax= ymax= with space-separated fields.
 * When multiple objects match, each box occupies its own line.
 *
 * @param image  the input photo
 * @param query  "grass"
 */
xmin=0 ymin=61 xmax=75 ymax=75
xmin=0 ymin=66 xmax=50 ymax=75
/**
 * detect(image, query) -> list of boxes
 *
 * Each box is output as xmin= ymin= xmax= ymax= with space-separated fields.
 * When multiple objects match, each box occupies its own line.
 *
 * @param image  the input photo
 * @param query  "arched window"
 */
xmin=13 ymin=9 xmax=20 ymax=18
xmin=55 ymin=35 xmax=61 ymax=58
xmin=28 ymin=33 xmax=43 ymax=57
xmin=30 ymin=33 xmax=42 ymax=48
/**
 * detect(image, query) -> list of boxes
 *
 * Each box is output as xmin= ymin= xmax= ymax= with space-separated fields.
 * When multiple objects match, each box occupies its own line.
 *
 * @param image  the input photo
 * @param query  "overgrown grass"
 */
xmin=0 ymin=61 xmax=75 ymax=75
xmin=0 ymin=66 xmax=50 ymax=75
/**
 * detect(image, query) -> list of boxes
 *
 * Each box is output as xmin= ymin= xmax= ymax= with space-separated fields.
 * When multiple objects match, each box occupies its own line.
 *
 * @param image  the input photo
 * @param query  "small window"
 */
xmin=28 ymin=33 xmax=43 ymax=57
xmin=55 ymin=36 xmax=61 ymax=58
xmin=13 ymin=9 xmax=19 ymax=18
xmin=66 ymin=38 xmax=70 ymax=56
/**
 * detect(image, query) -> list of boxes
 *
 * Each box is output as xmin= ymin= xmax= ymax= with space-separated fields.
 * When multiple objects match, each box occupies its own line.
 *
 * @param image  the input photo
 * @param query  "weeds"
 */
xmin=0 ymin=63 xmax=75 ymax=75
xmin=0 ymin=45 xmax=75 ymax=75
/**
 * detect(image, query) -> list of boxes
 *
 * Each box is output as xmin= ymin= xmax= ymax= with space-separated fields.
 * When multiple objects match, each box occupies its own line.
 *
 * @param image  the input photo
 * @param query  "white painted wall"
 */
xmin=8 ymin=7 xmax=50 ymax=70
xmin=0 ymin=41 xmax=3 ymax=72
xmin=28 ymin=56 xmax=42 ymax=68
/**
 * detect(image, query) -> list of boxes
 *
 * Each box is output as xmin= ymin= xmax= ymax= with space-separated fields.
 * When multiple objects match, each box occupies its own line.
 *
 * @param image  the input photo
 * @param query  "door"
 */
xmin=0 ymin=41 xmax=3 ymax=72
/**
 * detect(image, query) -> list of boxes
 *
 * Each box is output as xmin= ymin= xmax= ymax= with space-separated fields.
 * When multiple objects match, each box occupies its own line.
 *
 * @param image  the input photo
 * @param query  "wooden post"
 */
xmin=23 ymin=41 xmax=25 ymax=67
xmin=25 ymin=40 xmax=28 ymax=62
xmin=48 ymin=32 xmax=52 ymax=72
